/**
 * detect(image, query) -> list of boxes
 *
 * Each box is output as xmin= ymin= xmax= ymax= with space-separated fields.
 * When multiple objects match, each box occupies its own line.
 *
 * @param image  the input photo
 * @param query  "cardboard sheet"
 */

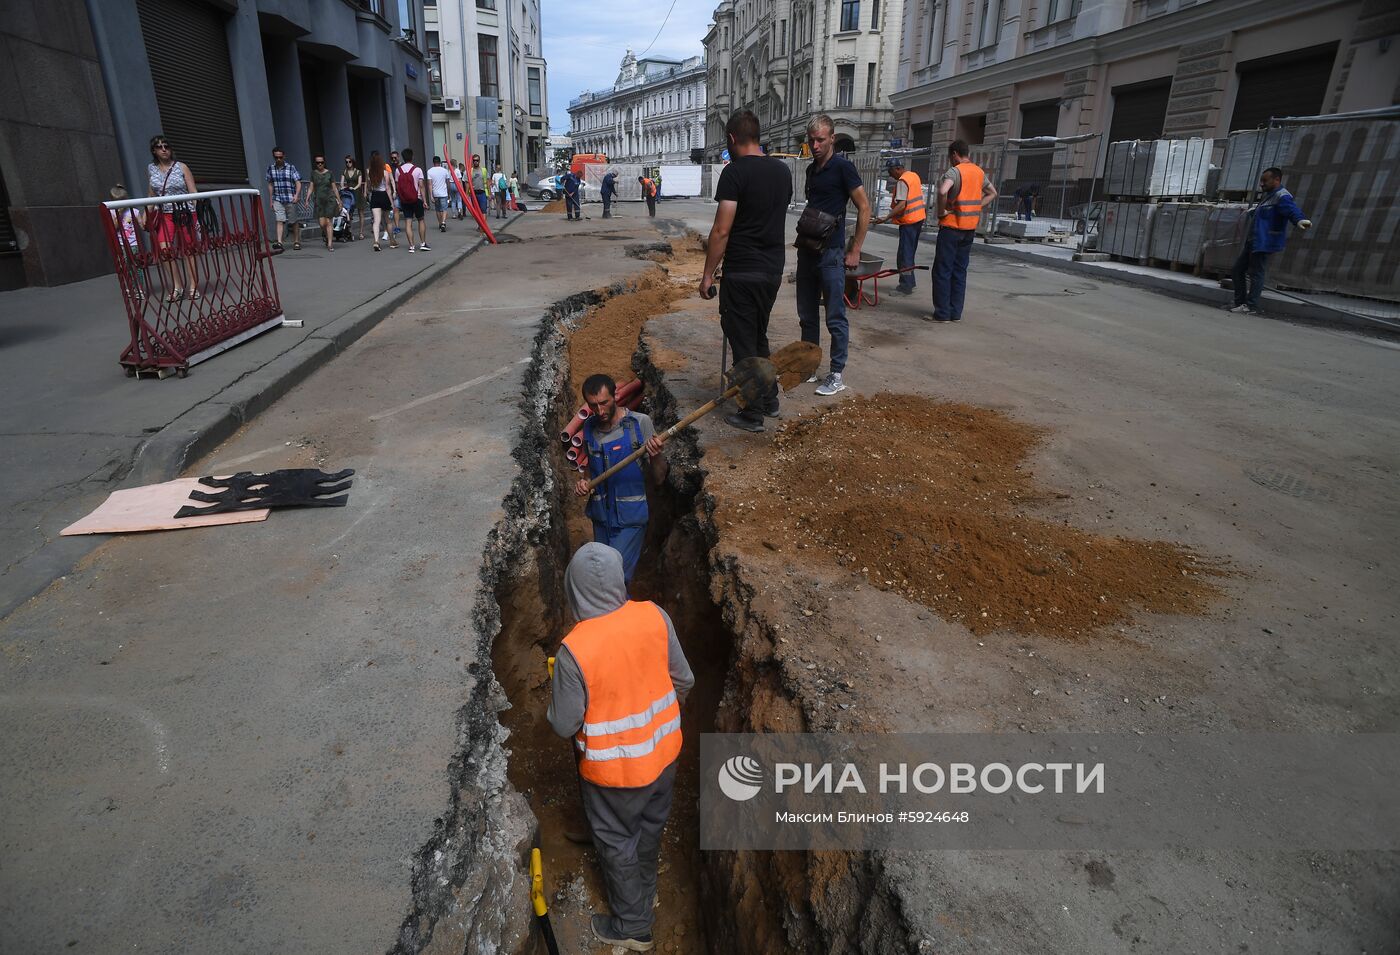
xmin=60 ymin=479 xmax=271 ymax=536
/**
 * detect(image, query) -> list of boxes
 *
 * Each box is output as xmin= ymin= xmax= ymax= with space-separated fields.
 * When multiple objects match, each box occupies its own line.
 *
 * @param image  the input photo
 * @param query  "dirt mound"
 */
xmin=540 ymin=198 xmax=566 ymax=213
xmin=718 ymin=393 xmax=1227 ymax=637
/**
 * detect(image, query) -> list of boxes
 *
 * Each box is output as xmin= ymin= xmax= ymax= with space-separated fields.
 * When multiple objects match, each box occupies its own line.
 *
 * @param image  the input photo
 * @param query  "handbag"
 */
xmin=156 ymin=164 xmax=194 ymax=226
xmin=794 ymin=205 xmax=837 ymax=253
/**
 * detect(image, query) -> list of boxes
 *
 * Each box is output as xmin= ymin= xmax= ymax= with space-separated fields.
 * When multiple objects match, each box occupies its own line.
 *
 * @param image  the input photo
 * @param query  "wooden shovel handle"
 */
xmin=586 ymin=384 xmax=741 ymax=490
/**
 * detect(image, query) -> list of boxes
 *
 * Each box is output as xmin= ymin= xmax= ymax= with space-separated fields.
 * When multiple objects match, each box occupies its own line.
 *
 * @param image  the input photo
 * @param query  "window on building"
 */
xmin=979 ymin=0 xmax=1001 ymax=48
xmin=427 ymin=31 xmax=442 ymax=99
xmin=528 ymin=66 xmax=542 ymax=115
xmin=477 ymin=0 xmax=496 ymax=9
xmin=779 ymin=19 xmax=787 ymax=54
xmin=478 ymin=34 xmax=499 ymax=97
xmin=866 ymin=63 xmax=876 ymax=105
xmin=837 ymin=63 xmax=855 ymax=106
xmin=1106 ymin=78 xmax=1170 ymax=143
xmin=397 ymin=0 xmax=417 ymax=44
xmin=1230 ymin=43 xmax=1338 ymax=131
xmin=840 ymin=0 xmax=860 ymax=31
xmin=927 ymin=0 xmax=944 ymax=65
xmin=871 ymin=0 xmax=880 ymax=29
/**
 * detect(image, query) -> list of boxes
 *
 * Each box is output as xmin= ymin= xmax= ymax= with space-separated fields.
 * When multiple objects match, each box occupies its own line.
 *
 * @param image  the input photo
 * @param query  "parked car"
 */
xmin=526 ymin=174 xmax=595 ymax=201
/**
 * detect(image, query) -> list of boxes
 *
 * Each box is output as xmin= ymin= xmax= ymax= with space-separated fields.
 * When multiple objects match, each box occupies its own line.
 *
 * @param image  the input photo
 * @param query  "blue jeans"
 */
xmin=896 ymin=223 xmax=921 ymax=290
xmin=592 ymin=522 xmax=644 ymax=583
xmin=1231 ymin=239 xmax=1270 ymax=308
xmin=932 ymin=226 xmax=975 ymax=321
xmin=796 ymin=245 xmax=849 ymax=374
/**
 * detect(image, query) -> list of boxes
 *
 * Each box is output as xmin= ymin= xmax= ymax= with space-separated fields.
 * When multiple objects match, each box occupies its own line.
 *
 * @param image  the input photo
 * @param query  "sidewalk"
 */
xmin=0 ymin=216 xmax=508 ymax=618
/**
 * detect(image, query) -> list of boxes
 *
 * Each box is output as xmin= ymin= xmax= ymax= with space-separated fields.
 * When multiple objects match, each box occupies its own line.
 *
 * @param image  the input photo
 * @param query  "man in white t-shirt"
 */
xmin=426 ymin=156 xmax=453 ymax=233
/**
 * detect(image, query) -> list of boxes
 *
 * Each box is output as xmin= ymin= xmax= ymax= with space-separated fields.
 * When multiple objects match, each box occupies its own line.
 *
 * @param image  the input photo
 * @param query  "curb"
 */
xmin=972 ymin=240 xmax=1391 ymax=337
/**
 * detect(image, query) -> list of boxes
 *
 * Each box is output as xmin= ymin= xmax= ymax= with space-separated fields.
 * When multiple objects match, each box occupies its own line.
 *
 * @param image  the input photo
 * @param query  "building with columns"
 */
xmin=568 ymin=52 xmax=707 ymax=163
xmin=703 ymin=0 xmax=907 ymax=160
xmin=890 ymin=0 xmax=1400 ymax=184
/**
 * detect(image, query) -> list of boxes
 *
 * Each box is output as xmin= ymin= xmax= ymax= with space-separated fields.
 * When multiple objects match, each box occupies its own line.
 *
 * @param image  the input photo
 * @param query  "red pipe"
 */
xmin=571 ymin=434 xmax=583 ymax=447
xmin=566 ymin=447 xmax=579 ymax=463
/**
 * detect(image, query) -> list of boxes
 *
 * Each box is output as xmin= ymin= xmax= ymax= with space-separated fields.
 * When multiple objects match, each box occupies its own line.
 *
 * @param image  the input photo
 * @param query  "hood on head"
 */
xmin=565 ymin=542 xmax=628 ymax=620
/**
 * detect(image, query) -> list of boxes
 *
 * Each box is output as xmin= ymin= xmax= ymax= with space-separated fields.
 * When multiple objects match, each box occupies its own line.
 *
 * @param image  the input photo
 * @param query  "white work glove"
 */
xmin=1298 ymin=219 xmax=1313 ymax=231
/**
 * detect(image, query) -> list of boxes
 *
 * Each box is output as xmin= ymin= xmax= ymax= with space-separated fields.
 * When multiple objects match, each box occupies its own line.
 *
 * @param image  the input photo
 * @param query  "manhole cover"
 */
xmin=1245 ymin=467 xmax=1336 ymax=503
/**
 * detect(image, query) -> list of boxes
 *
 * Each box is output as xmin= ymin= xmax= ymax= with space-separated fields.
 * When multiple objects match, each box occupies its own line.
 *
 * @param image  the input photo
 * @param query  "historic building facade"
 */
xmin=568 ymin=52 xmax=708 ymax=163
xmin=889 ymin=0 xmax=1399 ymax=181
xmin=703 ymin=0 xmax=906 ymax=159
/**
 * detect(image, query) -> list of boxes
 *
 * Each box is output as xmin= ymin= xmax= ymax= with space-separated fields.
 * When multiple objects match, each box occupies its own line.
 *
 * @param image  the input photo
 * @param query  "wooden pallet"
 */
xmin=1108 ymin=253 xmax=1143 ymax=265
xmin=1146 ymin=257 xmax=1197 ymax=273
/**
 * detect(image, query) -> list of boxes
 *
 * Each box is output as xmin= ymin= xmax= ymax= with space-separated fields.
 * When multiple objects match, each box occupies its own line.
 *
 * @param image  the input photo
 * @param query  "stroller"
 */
xmin=332 ymin=189 xmax=356 ymax=243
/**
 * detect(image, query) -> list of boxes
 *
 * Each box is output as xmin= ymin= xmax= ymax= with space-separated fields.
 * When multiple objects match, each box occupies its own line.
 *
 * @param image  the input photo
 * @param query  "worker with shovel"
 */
xmin=575 ymin=374 xmax=667 ymax=584
xmin=548 ymin=541 xmax=694 ymax=952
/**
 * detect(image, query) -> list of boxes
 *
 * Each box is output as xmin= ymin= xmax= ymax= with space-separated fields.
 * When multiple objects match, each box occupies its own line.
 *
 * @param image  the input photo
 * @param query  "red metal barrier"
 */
xmin=102 ymin=188 xmax=284 ymax=378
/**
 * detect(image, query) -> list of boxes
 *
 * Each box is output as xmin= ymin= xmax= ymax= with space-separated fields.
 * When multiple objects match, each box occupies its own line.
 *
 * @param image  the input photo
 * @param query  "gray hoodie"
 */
xmin=547 ymin=542 xmax=694 ymax=739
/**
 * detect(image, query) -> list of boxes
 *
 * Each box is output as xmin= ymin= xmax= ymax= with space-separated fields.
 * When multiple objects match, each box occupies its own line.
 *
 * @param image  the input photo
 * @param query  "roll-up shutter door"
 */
xmin=136 ymin=0 xmax=248 ymax=184
xmin=1107 ymin=79 xmax=1171 ymax=144
xmin=1230 ymin=43 xmax=1338 ymax=131
xmin=1016 ymin=99 xmax=1059 ymax=183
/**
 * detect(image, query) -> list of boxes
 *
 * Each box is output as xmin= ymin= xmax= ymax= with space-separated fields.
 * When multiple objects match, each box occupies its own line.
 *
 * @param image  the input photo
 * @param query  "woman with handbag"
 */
xmin=340 ymin=155 xmax=367 ymax=241
xmin=146 ymin=134 xmax=201 ymax=302
xmin=310 ymin=155 xmax=341 ymax=252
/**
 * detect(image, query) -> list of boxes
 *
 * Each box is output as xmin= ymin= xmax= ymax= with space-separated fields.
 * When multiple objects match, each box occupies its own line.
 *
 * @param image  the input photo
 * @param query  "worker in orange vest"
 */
xmin=931 ymin=139 xmax=997 ymax=322
xmin=549 ymin=542 xmax=694 ymax=951
xmin=639 ymin=175 xmax=658 ymax=217
xmin=873 ymin=157 xmax=926 ymax=295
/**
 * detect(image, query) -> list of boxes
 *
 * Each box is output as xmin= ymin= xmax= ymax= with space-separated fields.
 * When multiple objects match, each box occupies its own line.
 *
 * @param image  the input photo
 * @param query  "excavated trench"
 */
xmin=476 ymin=241 xmax=917 ymax=955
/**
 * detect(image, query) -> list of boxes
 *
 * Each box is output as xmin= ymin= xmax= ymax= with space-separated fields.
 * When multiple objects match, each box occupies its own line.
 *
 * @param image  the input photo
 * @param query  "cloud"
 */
xmin=541 ymin=0 xmax=714 ymax=134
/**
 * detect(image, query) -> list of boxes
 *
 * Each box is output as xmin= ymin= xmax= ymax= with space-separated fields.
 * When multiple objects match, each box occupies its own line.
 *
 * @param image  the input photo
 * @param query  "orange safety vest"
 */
xmin=642 ymin=177 xmax=657 ymax=198
xmin=939 ymin=161 xmax=985 ymax=230
xmin=564 ymin=600 xmax=681 ymax=788
xmin=893 ymin=170 xmax=926 ymax=225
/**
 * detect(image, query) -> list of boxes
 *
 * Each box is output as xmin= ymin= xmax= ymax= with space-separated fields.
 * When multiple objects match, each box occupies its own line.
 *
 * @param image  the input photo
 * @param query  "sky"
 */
xmin=541 ymin=0 xmax=714 ymax=134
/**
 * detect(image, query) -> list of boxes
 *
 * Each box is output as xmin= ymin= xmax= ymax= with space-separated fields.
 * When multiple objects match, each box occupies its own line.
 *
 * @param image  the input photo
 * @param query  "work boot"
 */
xmin=591 ymin=915 xmax=653 ymax=952
xmin=724 ymin=410 xmax=764 ymax=432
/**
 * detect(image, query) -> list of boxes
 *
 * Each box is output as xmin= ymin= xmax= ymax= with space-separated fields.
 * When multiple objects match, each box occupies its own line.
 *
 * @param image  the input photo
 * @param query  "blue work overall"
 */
xmin=584 ymin=414 xmax=649 ymax=582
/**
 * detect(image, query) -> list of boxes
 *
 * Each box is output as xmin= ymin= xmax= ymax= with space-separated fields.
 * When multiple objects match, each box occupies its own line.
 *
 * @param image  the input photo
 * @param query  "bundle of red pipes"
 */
xmin=563 ymin=379 xmax=644 ymax=472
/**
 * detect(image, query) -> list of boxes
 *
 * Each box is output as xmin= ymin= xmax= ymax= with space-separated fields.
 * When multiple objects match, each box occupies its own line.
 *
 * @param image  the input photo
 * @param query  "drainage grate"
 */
xmin=1245 ymin=466 xmax=1336 ymax=503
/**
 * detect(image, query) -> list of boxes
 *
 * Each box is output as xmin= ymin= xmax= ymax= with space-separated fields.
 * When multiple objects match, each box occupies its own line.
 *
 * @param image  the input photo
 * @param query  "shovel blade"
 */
xmin=769 ymin=340 xmax=823 ymax=392
xmin=724 ymin=357 xmax=777 ymax=409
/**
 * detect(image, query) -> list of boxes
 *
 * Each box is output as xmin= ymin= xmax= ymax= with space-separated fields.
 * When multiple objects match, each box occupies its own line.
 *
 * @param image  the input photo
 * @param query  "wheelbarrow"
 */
xmin=842 ymin=251 xmax=929 ymax=308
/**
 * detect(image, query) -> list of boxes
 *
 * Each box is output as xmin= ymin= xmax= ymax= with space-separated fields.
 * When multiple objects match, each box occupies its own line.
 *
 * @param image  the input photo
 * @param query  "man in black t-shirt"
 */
xmin=700 ymin=110 xmax=794 ymax=432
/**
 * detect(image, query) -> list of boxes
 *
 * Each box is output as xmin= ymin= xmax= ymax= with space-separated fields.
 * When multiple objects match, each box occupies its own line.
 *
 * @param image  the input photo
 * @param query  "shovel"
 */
xmin=586 ymin=340 xmax=821 ymax=490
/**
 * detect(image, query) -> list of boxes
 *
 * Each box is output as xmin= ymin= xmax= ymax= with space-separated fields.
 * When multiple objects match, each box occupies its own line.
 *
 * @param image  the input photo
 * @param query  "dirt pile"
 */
xmin=539 ymin=198 xmax=566 ymax=214
xmin=716 ymin=393 xmax=1227 ymax=637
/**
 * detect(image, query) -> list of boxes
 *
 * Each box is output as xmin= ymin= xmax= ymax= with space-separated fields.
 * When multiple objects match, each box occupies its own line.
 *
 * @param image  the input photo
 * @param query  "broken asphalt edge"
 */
xmin=0 ymin=217 xmax=517 ymax=623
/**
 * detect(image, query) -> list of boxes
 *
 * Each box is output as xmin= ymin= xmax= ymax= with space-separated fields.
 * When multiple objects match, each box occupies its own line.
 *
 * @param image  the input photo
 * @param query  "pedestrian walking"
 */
xmin=427 ymin=156 xmax=453 ymax=233
xmin=548 ymin=541 xmax=693 ymax=953
xmin=563 ymin=170 xmax=582 ymax=220
xmin=794 ymin=114 xmax=871 ymax=396
xmin=493 ymin=165 xmax=509 ymax=219
xmin=1228 ymin=166 xmax=1312 ymax=316
xmin=396 ymin=148 xmax=429 ymax=252
xmin=109 ymin=184 xmax=148 ymax=300
xmin=509 ymin=170 xmax=521 ymax=211
xmin=149 ymin=134 xmax=201 ymax=301
xmin=639 ymin=175 xmax=657 ymax=217
xmin=601 ymin=170 xmax=618 ymax=218
xmin=701 ymin=110 xmax=792 ymax=432
xmin=470 ymin=155 xmax=489 ymax=220
xmin=872 ymin=157 xmax=926 ymax=295
xmin=456 ymin=162 xmax=469 ymax=218
xmin=388 ymin=150 xmax=404 ymax=242
xmin=930 ymin=140 xmax=996 ymax=323
xmin=310 ymin=154 xmax=340 ymax=252
xmin=573 ymin=373 xmax=668 ymax=583
xmin=340 ymin=155 xmax=366 ymax=240
xmin=366 ymin=151 xmax=397 ymax=252
xmin=264 ymin=145 xmax=301 ymax=252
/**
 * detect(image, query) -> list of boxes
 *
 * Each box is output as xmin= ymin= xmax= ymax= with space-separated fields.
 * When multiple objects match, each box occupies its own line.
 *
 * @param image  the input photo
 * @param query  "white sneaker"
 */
xmin=420 ymin=243 xmax=431 ymax=251
xmin=1228 ymin=304 xmax=1255 ymax=314
xmin=381 ymin=231 xmax=388 ymax=241
xmin=408 ymin=244 xmax=416 ymax=253
xmin=815 ymin=372 xmax=846 ymax=396
xmin=805 ymin=374 xmax=820 ymax=383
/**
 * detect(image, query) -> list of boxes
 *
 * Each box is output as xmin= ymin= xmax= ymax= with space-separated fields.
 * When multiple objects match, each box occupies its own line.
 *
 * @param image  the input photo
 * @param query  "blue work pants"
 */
xmin=896 ymin=223 xmax=921 ymax=290
xmin=796 ymin=245 xmax=849 ymax=373
xmin=932 ymin=226 xmax=976 ymax=321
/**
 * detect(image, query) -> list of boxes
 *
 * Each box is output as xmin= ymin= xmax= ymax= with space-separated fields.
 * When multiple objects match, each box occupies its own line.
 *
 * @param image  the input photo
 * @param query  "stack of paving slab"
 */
xmin=1218 ymin=128 xmax=1295 ymax=194
xmin=1105 ymin=138 xmax=1214 ymax=198
xmin=1099 ymin=201 xmax=1157 ymax=259
xmin=996 ymin=218 xmax=1053 ymax=240
xmin=1147 ymin=202 xmax=1214 ymax=268
xmin=1198 ymin=203 xmax=1251 ymax=275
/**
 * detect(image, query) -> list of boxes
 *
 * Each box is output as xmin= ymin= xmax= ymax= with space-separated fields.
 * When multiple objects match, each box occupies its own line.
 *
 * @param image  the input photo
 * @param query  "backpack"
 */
xmin=396 ymin=164 xmax=419 ymax=202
